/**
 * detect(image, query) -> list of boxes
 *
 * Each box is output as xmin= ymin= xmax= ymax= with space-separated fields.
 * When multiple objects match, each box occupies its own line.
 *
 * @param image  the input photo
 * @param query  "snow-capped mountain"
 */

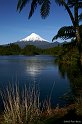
xmin=15 ymin=33 xmax=60 ymax=49
xmin=20 ymin=33 xmax=47 ymax=42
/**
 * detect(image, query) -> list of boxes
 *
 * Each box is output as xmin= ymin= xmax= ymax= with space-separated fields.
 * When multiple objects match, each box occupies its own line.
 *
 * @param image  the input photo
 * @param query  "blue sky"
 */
xmin=0 ymin=0 xmax=73 ymax=44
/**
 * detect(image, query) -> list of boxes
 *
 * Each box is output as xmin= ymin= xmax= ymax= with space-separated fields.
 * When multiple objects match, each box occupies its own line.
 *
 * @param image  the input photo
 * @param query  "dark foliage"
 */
xmin=52 ymin=25 xmax=82 ymax=40
xmin=21 ymin=44 xmax=42 ymax=55
xmin=0 ymin=44 xmax=21 ymax=55
xmin=0 ymin=44 xmax=43 ymax=56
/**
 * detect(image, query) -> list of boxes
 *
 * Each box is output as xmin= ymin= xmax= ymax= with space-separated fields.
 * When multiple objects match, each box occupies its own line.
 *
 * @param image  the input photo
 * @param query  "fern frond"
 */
xmin=38 ymin=0 xmax=44 ymax=5
xmin=79 ymin=13 xmax=82 ymax=22
xmin=28 ymin=0 xmax=38 ymax=19
xmin=17 ymin=0 xmax=30 ymax=12
xmin=40 ymin=0 xmax=50 ymax=19
xmin=17 ymin=0 xmax=22 ymax=11
xmin=78 ymin=2 xmax=82 ymax=8
xmin=52 ymin=26 xmax=76 ymax=41
xmin=55 ymin=0 xmax=64 ymax=6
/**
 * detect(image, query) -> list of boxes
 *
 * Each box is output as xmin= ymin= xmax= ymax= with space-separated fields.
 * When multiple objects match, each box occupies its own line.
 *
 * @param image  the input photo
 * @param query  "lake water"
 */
xmin=0 ymin=55 xmax=72 ymax=110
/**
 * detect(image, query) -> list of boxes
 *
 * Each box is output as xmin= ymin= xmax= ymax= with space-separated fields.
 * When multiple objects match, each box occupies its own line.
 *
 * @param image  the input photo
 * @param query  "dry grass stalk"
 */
xmin=1 ymin=84 xmax=41 ymax=124
xmin=0 ymin=81 xmax=66 ymax=124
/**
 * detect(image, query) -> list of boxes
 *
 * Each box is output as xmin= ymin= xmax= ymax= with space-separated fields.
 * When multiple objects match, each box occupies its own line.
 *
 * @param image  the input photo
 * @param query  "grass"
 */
xmin=1 ymin=84 xmax=42 ymax=124
xmin=0 ymin=84 xmax=82 ymax=124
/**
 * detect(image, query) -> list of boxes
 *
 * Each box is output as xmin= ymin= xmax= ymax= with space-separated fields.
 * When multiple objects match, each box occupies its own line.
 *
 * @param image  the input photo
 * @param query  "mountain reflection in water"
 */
xmin=0 ymin=55 xmax=71 ymax=110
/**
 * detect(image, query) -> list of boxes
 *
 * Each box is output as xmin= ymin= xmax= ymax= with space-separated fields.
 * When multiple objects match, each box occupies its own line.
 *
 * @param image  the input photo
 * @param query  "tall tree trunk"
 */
xmin=63 ymin=1 xmax=75 ymax=26
xmin=74 ymin=0 xmax=82 ymax=63
xmin=76 ymin=26 xmax=81 ymax=48
xmin=75 ymin=26 xmax=82 ymax=63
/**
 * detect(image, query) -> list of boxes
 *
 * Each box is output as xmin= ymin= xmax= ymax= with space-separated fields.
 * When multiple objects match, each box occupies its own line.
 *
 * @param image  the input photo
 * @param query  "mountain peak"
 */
xmin=30 ymin=33 xmax=37 ymax=36
xmin=20 ymin=33 xmax=47 ymax=42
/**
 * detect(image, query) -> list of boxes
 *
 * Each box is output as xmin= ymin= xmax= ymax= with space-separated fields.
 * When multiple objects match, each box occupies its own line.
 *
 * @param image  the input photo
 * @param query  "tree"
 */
xmin=52 ymin=25 xmax=82 ymax=41
xmin=17 ymin=0 xmax=82 ymax=51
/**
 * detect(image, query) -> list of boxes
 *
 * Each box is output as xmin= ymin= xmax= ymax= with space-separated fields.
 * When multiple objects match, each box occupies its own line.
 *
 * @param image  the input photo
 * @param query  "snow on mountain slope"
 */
xmin=20 ymin=33 xmax=47 ymax=42
xmin=14 ymin=33 xmax=61 ymax=48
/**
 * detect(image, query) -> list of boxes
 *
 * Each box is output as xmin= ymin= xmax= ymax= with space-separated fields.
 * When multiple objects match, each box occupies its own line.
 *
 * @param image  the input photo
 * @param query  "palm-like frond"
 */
xmin=38 ymin=0 xmax=44 ymax=5
xmin=17 ymin=0 xmax=21 ymax=10
xmin=52 ymin=25 xmax=82 ymax=41
xmin=68 ymin=0 xmax=82 ymax=8
xmin=52 ymin=26 xmax=76 ymax=41
xmin=79 ymin=13 xmax=82 ymax=22
xmin=28 ymin=0 xmax=38 ymax=19
xmin=55 ymin=0 xmax=64 ymax=6
xmin=40 ymin=0 xmax=50 ymax=19
xmin=17 ymin=0 xmax=30 ymax=12
xmin=78 ymin=1 xmax=82 ymax=8
xmin=67 ymin=0 xmax=76 ymax=7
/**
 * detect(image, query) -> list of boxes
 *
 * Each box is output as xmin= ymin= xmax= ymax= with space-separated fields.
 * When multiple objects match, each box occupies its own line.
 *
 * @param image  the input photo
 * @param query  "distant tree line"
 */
xmin=0 ymin=42 xmax=81 ymax=65
xmin=0 ymin=44 xmax=21 ymax=55
xmin=0 ymin=43 xmax=62 ymax=56
xmin=21 ymin=45 xmax=42 ymax=55
xmin=0 ymin=44 xmax=43 ymax=55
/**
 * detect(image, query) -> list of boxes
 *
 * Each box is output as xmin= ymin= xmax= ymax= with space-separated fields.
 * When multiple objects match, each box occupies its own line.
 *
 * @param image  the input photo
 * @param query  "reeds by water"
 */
xmin=0 ymin=82 xmax=77 ymax=124
xmin=1 ymin=84 xmax=43 ymax=124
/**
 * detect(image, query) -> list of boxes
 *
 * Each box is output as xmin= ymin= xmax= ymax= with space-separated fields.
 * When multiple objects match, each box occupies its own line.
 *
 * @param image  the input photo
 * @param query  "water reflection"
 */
xmin=26 ymin=56 xmax=54 ymax=77
xmin=58 ymin=62 xmax=82 ymax=99
xmin=0 ymin=55 xmax=71 ymax=109
xmin=26 ymin=62 xmax=42 ymax=77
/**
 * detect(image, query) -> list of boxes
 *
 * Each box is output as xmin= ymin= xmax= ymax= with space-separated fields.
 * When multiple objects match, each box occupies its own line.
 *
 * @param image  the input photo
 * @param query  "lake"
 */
xmin=0 ymin=55 xmax=76 ymax=111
